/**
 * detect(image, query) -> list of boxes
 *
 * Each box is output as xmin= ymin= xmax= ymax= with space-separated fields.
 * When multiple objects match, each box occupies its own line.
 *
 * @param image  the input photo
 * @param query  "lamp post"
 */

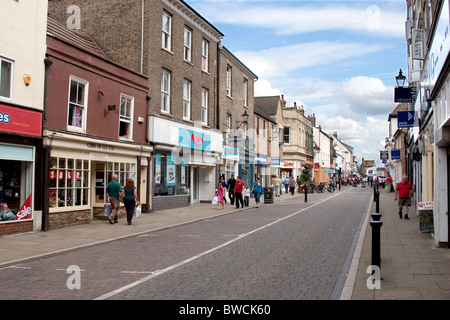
xmin=395 ymin=69 xmax=406 ymax=88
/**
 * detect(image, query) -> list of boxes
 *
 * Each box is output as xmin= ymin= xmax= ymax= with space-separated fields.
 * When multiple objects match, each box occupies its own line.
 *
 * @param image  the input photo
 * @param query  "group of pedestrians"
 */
xmin=105 ymin=174 xmax=140 ymax=225
xmin=216 ymin=174 xmax=263 ymax=209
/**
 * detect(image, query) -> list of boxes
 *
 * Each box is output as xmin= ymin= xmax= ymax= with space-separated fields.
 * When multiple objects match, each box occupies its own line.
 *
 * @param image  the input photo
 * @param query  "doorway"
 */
xmin=192 ymin=166 xmax=199 ymax=203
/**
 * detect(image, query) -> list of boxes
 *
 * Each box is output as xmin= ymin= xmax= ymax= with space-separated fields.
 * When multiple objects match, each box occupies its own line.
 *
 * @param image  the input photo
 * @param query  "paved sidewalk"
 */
xmin=348 ymin=188 xmax=450 ymax=300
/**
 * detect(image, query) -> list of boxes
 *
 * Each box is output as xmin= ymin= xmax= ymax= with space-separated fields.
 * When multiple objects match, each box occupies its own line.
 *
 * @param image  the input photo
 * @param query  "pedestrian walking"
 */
xmin=386 ymin=174 xmax=393 ymax=192
xmin=227 ymin=174 xmax=236 ymax=205
xmin=284 ymin=176 xmax=290 ymax=193
xmin=251 ymin=176 xmax=263 ymax=208
xmin=216 ymin=179 xmax=225 ymax=210
xmin=273 ymin=175 xmax=281 ymax=197
xmin=220 ymin=175 xmax=228 ymax=204
xmin=244 ymin=185 xmax=250 ymax=207
xmin=234 ymin=176 xmax=245 ymax=209
xmin=123 ymin=178 xmax=139 ymax=225
xmin=289 ymin=176 xmax=296 ymax=195
xmin=394 ymin=175 xmax=413 ymax=219
xmin=106 ymin=174 xmax=122 ymax=224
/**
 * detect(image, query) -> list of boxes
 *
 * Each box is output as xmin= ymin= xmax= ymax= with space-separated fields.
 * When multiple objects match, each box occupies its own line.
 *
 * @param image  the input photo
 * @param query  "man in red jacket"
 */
xmin=394 ymin=175 xmax=413 ymax=219
xmin=234 ymin=176 xmax=245 ymax=209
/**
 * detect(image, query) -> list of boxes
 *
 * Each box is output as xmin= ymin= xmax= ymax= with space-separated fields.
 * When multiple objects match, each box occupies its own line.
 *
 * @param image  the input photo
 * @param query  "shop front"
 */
xmin=43 ymin=131 xmax=151 ymax=229
xmin=281 ymin=160 xmax=296 ymax=179
xmin=0 ymin=103 xmax=43 ymax=235
xmin=149 ymin=116 xmax=223 ymax=211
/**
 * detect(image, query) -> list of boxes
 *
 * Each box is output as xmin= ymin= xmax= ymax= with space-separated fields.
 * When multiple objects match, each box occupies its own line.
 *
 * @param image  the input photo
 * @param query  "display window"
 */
xmin=153 ymin=152 xmax=190 ymax=196
xmin=49 ymin=157 xmax=90 ymax=208
xmin=0 ymin=159 xmax=33 ymax=222
xmin=94 ymin=161 xmax=136 ymax=204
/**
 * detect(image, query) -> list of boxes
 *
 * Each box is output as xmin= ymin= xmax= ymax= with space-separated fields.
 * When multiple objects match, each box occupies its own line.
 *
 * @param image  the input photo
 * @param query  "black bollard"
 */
xmin=371 ymin=213 xmax=382 ymax=221
xmin=304 ymin=184 xmax=308 ymax=202
xmin=373 ymin=185 xmax=377 ymax=202
xmin=375 ymin=191 xmax=380 ymax=213
xmin=370 ymin=220 xmax=383 ymax=271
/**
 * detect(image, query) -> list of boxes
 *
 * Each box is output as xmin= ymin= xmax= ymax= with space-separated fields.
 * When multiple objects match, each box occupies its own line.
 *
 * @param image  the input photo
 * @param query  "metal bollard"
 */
xmin=375 ymin=191 xmax=380 ymax=213
xmin=373 ymin=186 xmax=377 ymax=202
xmin=370 ymin=220 xmax=383 ymax=271
xmin=304 ymin=184 xmax=308 ymax=202
xmin=371 ymin=213 xmax=382 ymax=221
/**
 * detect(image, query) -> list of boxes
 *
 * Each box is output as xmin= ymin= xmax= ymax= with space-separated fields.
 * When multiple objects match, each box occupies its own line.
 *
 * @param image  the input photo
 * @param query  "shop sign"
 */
xmin=255 ymin=155 xmax=267 ymax=166
xmin=0 ymin=104 xmax=42 ymax=137
xmin=224 ymin=147 xmax=239 ymax=160
xmin=14 ymin=194 xmax=32 ymax=221
xmin=391 ymin=150 xmax=401 ymax=160
xmin=283 ymin=161 xmax=294 ymax=167
xmin=398 ymin=111 xmax=418 ymax=128
xmin=179 ymin=128 xmax=211 ymax=151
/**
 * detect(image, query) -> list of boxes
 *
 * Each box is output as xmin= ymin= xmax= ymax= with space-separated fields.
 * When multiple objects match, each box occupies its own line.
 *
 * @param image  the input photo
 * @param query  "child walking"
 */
xmin=244 ymin=185 xmax=250 ymax=207
xmin=217 ymin=179 xmax=225 ymax=210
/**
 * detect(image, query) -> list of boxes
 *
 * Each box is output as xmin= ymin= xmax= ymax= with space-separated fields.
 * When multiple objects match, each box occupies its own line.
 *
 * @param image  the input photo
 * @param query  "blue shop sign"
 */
xmin=179 ymin=128 xmax=211 ymax=151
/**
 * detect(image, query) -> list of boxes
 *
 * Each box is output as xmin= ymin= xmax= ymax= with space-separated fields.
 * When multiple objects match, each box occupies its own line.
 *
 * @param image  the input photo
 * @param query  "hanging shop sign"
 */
xmin=397 ymin=111 xmax=419 ymax=128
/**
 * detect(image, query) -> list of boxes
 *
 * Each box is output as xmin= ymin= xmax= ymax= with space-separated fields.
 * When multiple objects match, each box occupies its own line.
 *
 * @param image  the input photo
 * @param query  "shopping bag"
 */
xmin=212 ymin=196 xmax=218 ymax=205
xmin=136 ymin=205 xmax=142 ymax=218
xmin=104 ymin=204 xmax=112 ymax=216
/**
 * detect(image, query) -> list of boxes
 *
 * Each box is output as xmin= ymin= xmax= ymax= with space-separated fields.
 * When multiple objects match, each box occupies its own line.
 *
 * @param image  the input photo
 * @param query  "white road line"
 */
xmin=94 ymin=189 xmax=349 ymax=300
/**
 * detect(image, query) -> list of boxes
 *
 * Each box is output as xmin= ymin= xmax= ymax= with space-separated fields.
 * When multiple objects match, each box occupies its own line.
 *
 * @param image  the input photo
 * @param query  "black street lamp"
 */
xmin=395 ymin=69 xmax=406 ymax=88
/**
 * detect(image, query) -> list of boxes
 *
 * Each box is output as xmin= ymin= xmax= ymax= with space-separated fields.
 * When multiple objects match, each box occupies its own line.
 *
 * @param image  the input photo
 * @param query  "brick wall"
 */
xmin=0 ymin=221 xmax=33 ymax=236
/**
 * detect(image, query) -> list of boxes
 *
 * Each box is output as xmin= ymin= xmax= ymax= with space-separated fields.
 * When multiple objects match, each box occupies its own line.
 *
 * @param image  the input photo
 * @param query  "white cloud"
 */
xmin=234 ymin=41 xmax=386 ymax=78
xmin=193 ymin=2 xmax=405 ymax=37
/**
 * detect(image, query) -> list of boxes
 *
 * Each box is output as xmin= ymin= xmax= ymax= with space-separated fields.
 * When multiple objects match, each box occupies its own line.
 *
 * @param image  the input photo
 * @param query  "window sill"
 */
xmin=161 ymin=47 xmax=174 ymax=55
xmin=160 ymin=110 xmax=173 ymax=118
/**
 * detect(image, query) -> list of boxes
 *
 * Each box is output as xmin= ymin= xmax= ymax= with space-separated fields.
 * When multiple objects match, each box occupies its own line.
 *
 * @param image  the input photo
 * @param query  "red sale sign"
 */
xmin=15 ymin=194 xmax=32 ymax=220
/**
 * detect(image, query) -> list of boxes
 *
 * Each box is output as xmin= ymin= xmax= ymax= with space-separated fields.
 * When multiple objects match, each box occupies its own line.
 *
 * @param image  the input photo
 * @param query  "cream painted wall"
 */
xmin=1 ymin=0 xmax=48 ymax=109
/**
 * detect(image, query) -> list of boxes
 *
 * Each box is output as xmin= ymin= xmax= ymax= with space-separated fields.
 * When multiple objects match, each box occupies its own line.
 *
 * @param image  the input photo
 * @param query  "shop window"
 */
xmin=95 ymin=161 xmax=136 ymax=204
xmin=153 ymin=152 xmax=190 ymax=197
xmin=49 ymin=157 xmax=89 ymax=208
xmin=0 ymin=159 xmax=33 ymax=222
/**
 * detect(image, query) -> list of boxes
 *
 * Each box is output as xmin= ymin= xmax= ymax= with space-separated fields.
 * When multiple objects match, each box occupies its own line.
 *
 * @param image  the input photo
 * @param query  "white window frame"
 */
xmin=201 ymin=88 xmax=208 ymax=125
xmin=119 ymin=94 xmax=134 ymax=141
xmin=183 ymin=79 xmax=191 ymax=120
xmin=162 ymin=12 xmax=172 ymax=51
xmin=243 ymin=78 xmax=248 ymax=107
xmin=226 ymin=113 xmax=231 ymax=133
xmin=202 ymin=39 xmax=209 ymax=72
xmin=226 ymin=65 xmax=232 ymax=97
xmin=67 ymin=76 xmax=88 ymax=133
xmin=161 ymin=69 xmax=171 ymax=113
xmin=0 ymin=57 xmax=13 ymax=101
xmin=184 ymin=28 xmax=192 ymax=62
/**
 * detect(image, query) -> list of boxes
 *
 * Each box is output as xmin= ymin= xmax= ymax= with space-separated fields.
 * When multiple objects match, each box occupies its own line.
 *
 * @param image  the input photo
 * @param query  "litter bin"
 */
xmin=264 ymin=186 xmax=274 ymax=204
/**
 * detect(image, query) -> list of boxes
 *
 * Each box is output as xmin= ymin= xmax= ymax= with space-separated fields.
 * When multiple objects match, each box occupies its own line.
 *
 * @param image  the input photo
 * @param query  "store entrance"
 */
xmin=192 ymin=166 xmax=199 ymax=203
xmin=94 ymin=162 xmax=109 ymax=204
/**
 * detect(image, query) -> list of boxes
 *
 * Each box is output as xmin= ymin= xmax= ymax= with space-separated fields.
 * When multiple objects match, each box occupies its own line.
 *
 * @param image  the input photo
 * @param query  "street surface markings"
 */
xmin=1 ymin=265 xmax=31 ymax=270
xmin=121 ymin=270 xmax=160 ymax=274
xmin=177 ymin=234 xmax=200 ymax=237
xmin=138 ymin=234 xmax=159 ymax=237
xmin=95 ymin=189 xmax=351 ymax=300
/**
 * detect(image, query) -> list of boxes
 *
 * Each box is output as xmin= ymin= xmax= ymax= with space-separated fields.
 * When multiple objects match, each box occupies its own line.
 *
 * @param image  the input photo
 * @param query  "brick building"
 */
xmin=43 ymin=18 xmax=150 ymax=229
xmin=48 ymin=0 xmax=225 ymax=210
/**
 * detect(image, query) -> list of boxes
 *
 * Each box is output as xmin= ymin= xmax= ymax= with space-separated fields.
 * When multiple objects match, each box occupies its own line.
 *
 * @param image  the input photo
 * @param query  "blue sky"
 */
xmin=187 ymin=0 xmax=408 ymax=167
